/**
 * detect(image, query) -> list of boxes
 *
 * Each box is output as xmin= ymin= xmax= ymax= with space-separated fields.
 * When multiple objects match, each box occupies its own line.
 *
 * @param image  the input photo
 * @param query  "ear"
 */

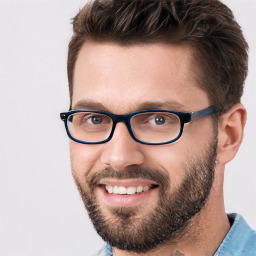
xmin=217 ymin=103 xmax=247 ymax=165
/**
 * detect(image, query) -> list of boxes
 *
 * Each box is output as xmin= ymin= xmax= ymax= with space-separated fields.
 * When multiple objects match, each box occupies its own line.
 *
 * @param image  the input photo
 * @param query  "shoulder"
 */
xmin=89 ymin=243 xmax=112 ymax=256
xmin=215 ymin=213 xmax=256 ymax=256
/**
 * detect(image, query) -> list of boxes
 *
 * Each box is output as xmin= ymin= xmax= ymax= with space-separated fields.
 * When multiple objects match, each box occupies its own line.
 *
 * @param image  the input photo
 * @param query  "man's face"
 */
xmin=70 ymin=42 xmax=217 ymax=252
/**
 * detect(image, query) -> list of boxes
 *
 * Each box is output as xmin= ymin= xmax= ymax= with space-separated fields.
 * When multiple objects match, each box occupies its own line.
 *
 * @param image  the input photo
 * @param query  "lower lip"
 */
xmin=98 ymin=186 xmax=158 ymax=206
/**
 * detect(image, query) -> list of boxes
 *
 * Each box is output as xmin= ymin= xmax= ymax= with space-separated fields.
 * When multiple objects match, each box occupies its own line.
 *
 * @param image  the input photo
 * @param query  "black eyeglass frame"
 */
xmin=60 ymin=106 xmax=215 ymax=145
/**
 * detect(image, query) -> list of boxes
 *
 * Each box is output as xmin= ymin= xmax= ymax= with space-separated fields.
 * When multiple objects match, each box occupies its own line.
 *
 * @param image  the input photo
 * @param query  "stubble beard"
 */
xmin=73 ymin=136 xmax=217 ymax=253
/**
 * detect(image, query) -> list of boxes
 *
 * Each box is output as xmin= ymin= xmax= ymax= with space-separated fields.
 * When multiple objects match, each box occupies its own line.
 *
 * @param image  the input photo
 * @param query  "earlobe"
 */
xmin=217 ymin=103 xmax=247 ymax=165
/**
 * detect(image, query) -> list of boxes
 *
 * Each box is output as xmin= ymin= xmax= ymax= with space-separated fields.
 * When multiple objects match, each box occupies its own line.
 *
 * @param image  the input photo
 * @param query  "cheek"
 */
xmin=143 ymin=125 xmax=211 ymax=188
xmin=69 ymin=141 xmax=102 ymax=177
xmin=143 ymin=143 xmax=190 ymax=187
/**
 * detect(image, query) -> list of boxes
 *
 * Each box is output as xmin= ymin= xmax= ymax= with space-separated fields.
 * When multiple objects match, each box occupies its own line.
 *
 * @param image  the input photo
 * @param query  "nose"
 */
xmin=100 ymin=122 xmax=145 ymax=171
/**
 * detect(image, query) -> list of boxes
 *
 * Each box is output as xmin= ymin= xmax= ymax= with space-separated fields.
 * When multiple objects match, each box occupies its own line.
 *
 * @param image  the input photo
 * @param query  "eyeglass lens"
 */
xmin=131 ymin=112 xmax=180 ymax=143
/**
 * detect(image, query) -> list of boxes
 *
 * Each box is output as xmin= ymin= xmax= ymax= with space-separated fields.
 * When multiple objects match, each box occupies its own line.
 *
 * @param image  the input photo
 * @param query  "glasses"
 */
xmin=60 ymin=106 xmax=215 ymax=145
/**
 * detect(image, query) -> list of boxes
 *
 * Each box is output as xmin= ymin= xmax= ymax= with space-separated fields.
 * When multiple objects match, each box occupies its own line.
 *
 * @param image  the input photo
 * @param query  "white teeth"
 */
xmin=118 ymin=186 xmax=127 ymax=194
xmin=143 ymin=186 xmax=149 ymax=192
xmin=105 ymin=185 xmax=113 ymax=194
xmin=136 ymin=186 xmax=143 ymax=193
xmin=127 ymin=187 xmax=137 ymax=195
xmin=113 ymin=186 xmax=119 ymax=194
xmin=105 ymin=185 xmax=153 ymax=195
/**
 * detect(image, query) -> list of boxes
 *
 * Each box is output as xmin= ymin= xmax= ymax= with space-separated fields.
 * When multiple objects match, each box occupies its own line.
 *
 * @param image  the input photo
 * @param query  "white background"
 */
xmin=0 ymin=0 xmax=255 ymax=255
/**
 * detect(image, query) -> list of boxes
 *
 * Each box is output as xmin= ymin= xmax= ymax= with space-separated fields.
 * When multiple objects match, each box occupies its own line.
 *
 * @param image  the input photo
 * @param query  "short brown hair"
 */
xmin=68 ymin=0 xmax=248 ymax=113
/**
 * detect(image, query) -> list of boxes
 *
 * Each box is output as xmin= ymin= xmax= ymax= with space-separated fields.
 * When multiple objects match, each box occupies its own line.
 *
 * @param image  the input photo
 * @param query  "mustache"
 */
xmin=87 ymin=167 xmax=170 ymax=191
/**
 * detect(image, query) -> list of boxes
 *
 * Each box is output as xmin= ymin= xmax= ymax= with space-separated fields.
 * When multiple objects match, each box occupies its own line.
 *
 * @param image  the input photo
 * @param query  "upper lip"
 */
xmin=99 ymin=178 xmax=159 ymax=187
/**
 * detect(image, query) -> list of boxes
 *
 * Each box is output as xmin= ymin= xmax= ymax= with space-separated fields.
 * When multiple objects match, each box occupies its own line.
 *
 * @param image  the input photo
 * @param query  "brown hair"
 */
xmin=68 ymin=0 xmax=248 ymax=113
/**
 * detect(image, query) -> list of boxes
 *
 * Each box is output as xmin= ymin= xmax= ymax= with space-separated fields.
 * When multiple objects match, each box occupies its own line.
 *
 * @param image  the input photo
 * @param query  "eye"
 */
xmin=148 ymin=115 xmax=166 ymax=125
xmin=87 ymin=115 xmax=103 ymax=125
xmin=153 ymin=115 xmax=165 ymax=125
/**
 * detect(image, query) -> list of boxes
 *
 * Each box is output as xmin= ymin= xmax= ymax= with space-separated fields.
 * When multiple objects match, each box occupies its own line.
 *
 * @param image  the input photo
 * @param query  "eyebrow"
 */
xmin=72 ymin=100 xmax=190 ymax=113
xmin=72 ymin=100 xmax=109 ymax=112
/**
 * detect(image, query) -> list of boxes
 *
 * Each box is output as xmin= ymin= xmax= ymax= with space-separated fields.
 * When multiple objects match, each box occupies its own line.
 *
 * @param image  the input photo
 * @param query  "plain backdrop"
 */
xmin=0 ymin=0 xmax=255 ymax=255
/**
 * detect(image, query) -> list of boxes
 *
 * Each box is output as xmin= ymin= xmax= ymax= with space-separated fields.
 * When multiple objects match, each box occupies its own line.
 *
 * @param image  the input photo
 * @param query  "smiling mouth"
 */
xmin=101 ymin=184 xmax=159 ymax=195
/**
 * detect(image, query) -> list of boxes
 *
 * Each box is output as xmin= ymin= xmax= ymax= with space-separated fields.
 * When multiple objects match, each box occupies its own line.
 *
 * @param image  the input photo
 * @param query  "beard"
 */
xmin=73 ymin=136 xmax=218 ymax=253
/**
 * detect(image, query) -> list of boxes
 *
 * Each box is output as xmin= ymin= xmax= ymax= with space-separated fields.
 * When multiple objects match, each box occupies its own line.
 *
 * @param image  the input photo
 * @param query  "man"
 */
xmin=60 ymin=0 xmax=256 ymax=255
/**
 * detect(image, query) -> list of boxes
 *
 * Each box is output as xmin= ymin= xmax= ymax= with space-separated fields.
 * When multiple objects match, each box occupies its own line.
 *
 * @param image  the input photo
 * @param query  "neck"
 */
xmin=112 ymin=166 xmax=230 ymax=256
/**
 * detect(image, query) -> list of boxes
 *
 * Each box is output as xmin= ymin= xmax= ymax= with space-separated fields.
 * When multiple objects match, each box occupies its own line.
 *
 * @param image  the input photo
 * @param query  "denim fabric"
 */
xmin=214 ymin=213 xmax=256 ymax=256
xmin=93 ymin=214 xmax=256 ymax=256
xmin=90 ymin=243 xmax=112 ymax=256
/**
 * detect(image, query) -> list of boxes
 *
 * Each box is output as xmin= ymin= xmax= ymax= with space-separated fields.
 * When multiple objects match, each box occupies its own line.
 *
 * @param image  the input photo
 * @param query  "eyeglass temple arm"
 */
xmin=190 ymin=106 xmax=215 ymax=121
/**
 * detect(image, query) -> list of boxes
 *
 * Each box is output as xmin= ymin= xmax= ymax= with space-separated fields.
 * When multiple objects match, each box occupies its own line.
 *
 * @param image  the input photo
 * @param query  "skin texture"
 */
xmin=70 ymin=42 xmax=247 ymax=256
xmin=173 ymin=251 xmax=185 ymax=256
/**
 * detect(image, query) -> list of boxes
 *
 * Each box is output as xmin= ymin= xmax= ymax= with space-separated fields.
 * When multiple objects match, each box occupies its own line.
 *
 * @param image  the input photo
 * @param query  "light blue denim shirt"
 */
xmin=92 ymin=213 xmax=256 ymax=256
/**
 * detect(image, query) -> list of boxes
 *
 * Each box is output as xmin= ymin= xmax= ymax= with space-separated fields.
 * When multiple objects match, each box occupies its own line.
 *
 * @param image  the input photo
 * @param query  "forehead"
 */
xmin=72 ymin=42 xmax=209 ymax=113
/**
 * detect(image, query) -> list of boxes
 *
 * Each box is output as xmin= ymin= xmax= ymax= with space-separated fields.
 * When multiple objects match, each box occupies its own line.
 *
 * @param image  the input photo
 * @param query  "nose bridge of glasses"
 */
xmin=110 ymin=113 xmax=134 ymax=138
xmin=111 ymin=113 xmax=131 ymax=125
